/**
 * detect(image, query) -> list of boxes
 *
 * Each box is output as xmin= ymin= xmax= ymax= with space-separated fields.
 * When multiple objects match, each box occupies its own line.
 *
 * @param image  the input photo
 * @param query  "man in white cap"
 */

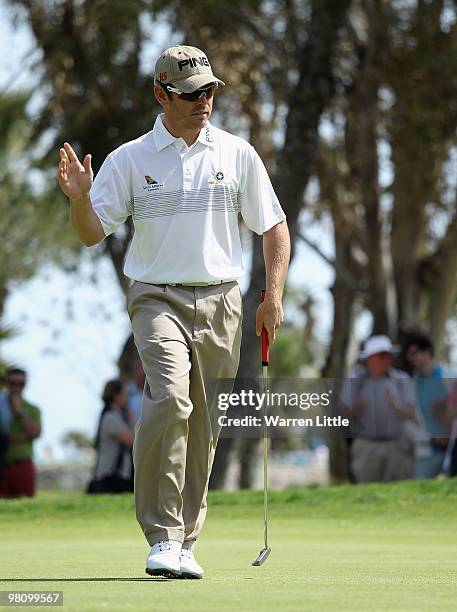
xmin=56 ymin=45 xmax=290 ymax=578
xmin=339 ymin=335 xmax=418 ymax=483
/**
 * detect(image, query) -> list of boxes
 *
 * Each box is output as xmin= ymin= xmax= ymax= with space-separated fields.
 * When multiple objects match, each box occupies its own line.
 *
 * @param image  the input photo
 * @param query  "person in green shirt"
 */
xmin=0 ymin=368 xmax=41 ymax=498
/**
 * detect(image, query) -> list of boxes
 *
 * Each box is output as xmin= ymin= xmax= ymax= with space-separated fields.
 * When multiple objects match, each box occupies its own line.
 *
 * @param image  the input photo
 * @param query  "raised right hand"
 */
xmin=56 ymin=142 xmax=93 ymax=201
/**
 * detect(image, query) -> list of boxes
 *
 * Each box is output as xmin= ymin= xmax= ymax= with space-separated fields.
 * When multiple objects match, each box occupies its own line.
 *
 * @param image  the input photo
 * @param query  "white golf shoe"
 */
xmin=145 ymin=540 xmax=182 ymax=578
xmin=180 ymin=546 xmax=204 ymax=579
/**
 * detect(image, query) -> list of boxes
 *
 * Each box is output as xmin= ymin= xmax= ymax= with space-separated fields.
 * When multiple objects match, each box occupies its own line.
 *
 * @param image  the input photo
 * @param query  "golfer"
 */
xmin=56 ymin=45 xmax=290 ymax=578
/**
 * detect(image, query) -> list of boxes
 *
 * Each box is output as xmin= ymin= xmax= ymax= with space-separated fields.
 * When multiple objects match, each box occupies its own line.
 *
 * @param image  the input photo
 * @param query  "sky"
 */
xmin=0 ymin=2 xmax=338 ymax=462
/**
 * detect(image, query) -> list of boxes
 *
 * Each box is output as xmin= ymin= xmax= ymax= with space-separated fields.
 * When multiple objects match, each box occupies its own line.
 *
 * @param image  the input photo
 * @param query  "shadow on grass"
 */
xmin=0 ymin=577 xmax=172 ymax=582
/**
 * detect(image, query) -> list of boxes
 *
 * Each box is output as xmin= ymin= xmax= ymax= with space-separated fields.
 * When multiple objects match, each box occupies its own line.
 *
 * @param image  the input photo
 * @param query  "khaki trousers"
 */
xmin=351 ymin=438 xmax=414 ymax=483
xmin=127 ymin=281 xmax=242 ymax=546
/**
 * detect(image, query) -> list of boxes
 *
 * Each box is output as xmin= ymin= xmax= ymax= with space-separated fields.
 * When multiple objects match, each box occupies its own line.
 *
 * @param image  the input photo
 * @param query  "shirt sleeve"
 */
xmin=90 ymin=155 xmax=131 ymax=236
xmin=239 ymin=145 xmax=286 ymax=235
xmin=0 ymin=394 xmax=7 ymax=432
xmin=338 ymin=374 xmax=363 ymax=412
xmin=401 ymin=376 xmax=418 ymax=407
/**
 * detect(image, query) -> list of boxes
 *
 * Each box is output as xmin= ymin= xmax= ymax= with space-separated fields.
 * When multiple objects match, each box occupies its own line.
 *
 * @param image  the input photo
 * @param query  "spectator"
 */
xmin=0 ymin=376 xmax=10 ymax=481
xmin=0 ymin=368 xmax=42 ymax=498
xmin=127 ymin=361 xmax=145 ymax=424
xmin=340 ymin=335 xmax=417 ymax=483
xmin=404 ymin=333 xmax=453 ymax=479
xmin=441 ymin=383 xmax=457 ymax=477
xmin=87 ymin=379 xmax=135 ymax=494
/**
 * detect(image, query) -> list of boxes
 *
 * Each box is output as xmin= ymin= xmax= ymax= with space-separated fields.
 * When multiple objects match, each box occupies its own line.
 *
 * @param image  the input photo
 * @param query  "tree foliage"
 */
xmin=315 ymin=0 xmax=457 ymax=381
xmin=0 ymin=91 xmax=81 ymax=315
xmin=61 ymin=430 xmax=94 ymax=451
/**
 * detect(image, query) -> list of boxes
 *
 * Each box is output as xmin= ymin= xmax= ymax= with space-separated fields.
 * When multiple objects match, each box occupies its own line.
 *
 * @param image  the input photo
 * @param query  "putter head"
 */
xmin=251 ymin=546 xmax=271 ymax=566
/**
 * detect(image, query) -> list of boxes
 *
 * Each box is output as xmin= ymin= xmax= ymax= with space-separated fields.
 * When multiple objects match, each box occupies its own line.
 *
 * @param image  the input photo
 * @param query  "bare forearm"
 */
xmin=256 ymin=221 xmax=290 ymax=342
xmin=10 ymin=432 xmax=27 ymax=443
xmin=10 ymin=429 xmax=39 ymax=442
xmin=263 ymin=220 xmax=290 ymax=300
xmin=69 ymin=194 xmax=105 ymax=247
xmin=17 ymin=415 xmax=41 ymax=439
xmin=397 ymin=403 xmax=416 ymax=420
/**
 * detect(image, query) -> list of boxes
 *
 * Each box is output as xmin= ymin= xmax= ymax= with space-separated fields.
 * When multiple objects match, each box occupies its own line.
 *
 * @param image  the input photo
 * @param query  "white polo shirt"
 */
xmin=91 ymin=114 xmax=285 ymax=283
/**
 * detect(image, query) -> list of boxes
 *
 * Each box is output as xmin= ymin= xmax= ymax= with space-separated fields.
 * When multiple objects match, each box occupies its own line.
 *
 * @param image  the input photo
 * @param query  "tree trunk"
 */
xmin=387 ymin=3 xmax=445 ymax=333
xmin=322 ymin=193 xmax=364 ymax=482
xmin=345 ymin=0 xmax=388 ymax=333
xmin=322 ymin=282 xmax=358 ymax=379
xmin=210 ymin=0 xmax=353 ymax=489
xmin=390 ymin=148 xmax=429 ymax=331
xmin=422 ymin=207 xmax=457 ymax=351
xmin=322 ymin=279 xmax=359 ymax=483
xmin=117 ymin=334 xmax=140 ymax=380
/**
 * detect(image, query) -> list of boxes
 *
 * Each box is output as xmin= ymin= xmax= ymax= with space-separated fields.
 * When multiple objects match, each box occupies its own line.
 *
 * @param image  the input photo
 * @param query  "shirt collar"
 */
xmin=197 ymin=122 xmax=216 ymax=147
xmin=153 ymin=114 xmax=178 ymax=151
xmin=153 ymin=114 xmax=216 ymax=152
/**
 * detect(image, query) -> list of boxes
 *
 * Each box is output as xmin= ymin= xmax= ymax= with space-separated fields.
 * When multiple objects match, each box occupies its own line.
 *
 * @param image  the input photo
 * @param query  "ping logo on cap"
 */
xmin=178 ymin=57 xmax=210 ymax=71
xmin=155 ymin=45 xmax=225 ymax=92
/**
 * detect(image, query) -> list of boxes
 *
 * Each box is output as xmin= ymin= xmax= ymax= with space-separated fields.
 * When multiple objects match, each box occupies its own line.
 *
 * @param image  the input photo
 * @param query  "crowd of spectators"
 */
xmin=2 ymin=335 xmax=456 ymax=497
xmin=339 ymin=333 xmax=457 ymax=484
xmin=0 ymin=363 xmax=145 ymax=498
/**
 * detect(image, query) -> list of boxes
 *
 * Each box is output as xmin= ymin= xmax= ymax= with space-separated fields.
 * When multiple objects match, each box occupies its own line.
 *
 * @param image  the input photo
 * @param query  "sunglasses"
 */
xmin=165 ymin=82 xmax=218 ymax=102
xmin=7 ymin=379 xmax=25 ymax=388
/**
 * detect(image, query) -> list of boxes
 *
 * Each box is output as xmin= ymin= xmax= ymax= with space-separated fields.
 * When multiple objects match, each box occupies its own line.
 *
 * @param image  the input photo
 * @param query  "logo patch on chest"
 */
xmin=208 ymin=171 xmax=232 ymax=186
xmin=143 ymin=176 xmax=164 ymax=191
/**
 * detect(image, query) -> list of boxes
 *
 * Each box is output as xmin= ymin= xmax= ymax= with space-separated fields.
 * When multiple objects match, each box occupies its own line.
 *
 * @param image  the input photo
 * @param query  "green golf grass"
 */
xmin=1 ymin=480 xmax=456 ymax=611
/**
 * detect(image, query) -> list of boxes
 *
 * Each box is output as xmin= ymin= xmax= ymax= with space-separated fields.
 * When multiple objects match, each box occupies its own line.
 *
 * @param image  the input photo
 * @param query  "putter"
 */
xmin=252 ymin=290 xmax=271 ymax=566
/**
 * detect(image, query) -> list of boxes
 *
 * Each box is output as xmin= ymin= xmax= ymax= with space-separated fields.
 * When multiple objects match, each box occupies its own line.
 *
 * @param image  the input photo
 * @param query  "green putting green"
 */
xmin=1 ymin=480 xmax=456 ymax=611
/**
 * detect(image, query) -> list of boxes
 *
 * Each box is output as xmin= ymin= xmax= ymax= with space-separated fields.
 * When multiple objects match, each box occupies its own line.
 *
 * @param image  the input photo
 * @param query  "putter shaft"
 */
xmin=252 ymin=292 xmax=271 ymax=567
xmin=262 ymin=363 xmax=269 ymax=550
xmin=252 ymin=362 xmax=270 ymax=566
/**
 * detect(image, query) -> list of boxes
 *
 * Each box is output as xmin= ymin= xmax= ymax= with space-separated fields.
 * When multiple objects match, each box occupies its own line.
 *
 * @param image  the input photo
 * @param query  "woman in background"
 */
xmin=87 ymin=378 xmax=135 ymax=494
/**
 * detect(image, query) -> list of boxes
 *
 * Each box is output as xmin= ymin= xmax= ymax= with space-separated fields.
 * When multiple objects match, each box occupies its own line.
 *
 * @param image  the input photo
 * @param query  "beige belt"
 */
xmin=168 ymin=279 xmax=236 ymax=287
